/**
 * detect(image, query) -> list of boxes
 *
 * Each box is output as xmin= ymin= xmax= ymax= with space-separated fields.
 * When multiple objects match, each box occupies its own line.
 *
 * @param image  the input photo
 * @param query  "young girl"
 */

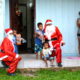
xmin=42 ymin=42 xmax=54 ymax=67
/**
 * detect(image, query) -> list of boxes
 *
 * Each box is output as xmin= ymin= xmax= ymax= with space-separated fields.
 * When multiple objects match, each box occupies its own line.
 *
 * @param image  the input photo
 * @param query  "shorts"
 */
xmin=49 ymin=57 xmax=54 ymax=60
xmin=42 ymin=56 xmax=54 ymax=60
xmin=34 ymin=44 xmax=42 ymax=53
xmin=42 ymin=56 xmax=49 ymax=60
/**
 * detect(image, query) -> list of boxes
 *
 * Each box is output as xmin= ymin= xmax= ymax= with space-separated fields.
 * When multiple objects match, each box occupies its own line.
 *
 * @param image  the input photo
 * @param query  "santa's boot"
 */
xmin=1 ymin=61 xmax=9 ymax=68
xmin=57 ymin=63 xmax=62 ymax=67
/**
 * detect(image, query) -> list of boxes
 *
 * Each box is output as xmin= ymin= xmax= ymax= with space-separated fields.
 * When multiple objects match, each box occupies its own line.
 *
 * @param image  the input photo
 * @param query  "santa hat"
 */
xmin=45 ymin=19 xmax=53 ymax=25
xmin=5 ymin=28 xmax=13 ymax=35
xmin=44 ymin=19 xmax=53 ymax=32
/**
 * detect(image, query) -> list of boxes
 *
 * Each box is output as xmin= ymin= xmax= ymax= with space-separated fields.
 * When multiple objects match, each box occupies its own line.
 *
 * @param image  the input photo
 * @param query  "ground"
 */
xmin=0 ymin=68 xmax=80 ymax=80
xmin=0 ymin=54 xmax=80 ymax=80
xmin=1 ymin=54 xmax=80 ymax=68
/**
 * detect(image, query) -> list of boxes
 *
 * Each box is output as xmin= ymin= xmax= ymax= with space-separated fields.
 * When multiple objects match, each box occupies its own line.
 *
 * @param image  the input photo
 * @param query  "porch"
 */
xmin=0 ymin=54 xmax=80 ymax=68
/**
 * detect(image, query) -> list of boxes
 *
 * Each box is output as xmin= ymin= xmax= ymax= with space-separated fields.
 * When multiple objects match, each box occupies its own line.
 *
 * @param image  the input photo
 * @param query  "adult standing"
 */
xmin=77 ymin=14 xmax=80 ymax=56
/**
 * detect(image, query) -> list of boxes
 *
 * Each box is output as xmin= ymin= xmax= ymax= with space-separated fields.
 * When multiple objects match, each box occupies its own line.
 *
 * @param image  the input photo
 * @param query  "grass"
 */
xmin=0 ymin=68 xmax=80 ymax=80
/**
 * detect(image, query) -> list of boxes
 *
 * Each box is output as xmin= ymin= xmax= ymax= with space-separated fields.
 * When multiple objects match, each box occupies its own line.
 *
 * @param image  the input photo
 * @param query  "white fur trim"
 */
xmin=61 ymin=41 xmax=64 ymax=43
xmin=45 ymin=25 xmax=55 ymax=39
xmin=7 ymin=30 xmax=13 ymax=35
xmin=46 ymin=22 xmax=52 ymax=24
xmin=16 ymin=54 xmax=19 ymax=58
xmin=0 ymin=55 xmax=8 ymax=60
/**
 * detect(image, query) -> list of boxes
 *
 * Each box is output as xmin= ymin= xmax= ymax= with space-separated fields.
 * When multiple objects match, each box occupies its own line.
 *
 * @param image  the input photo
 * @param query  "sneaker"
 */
xmin=57 ymin=63 xmax=62 ymax=67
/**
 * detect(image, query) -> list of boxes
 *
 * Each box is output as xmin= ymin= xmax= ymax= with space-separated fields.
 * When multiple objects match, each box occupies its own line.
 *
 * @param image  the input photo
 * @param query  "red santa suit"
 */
xmin=0 ymin=28 xmax=21 ymax=74
xmin=44 ymin=20 xmax=64 ymax=64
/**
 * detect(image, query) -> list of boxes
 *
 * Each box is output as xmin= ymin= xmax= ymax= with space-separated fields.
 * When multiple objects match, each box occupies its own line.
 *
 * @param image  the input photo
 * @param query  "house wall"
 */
xmin=4 ymin=0 xmax=10 ymax=29
xmin=0 ymin=0 xmax=5 ymax=44
xmin=0 ymin=0 xmax=10 ymax=44
xmin=36 ymin=0 xmax=80 ymax=56
xmin=0 ymin=0 xmax=80 ymax=56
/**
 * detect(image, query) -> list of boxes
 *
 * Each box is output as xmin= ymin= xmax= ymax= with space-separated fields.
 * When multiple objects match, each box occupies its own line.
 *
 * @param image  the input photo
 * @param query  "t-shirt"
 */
xmin=36 ymin=30 xmax=44 ymax=41
xmin=35 ymin=30 xmax=44 ymax=45
xmin=42 ymin=48 xmax=52 ymax=56
xmin=35 ymin=37 xmax=42 ymax=46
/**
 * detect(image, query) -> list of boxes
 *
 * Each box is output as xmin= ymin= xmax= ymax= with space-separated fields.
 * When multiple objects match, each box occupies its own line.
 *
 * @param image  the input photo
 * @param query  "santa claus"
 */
xmin=44 ymin=19 xmax=65 ymax=67
xmin=0 ymin=28 xmax=21 ymax=76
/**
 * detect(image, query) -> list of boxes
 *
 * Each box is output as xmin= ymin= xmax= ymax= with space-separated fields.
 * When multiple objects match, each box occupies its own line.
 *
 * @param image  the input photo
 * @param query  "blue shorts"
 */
xmin=42 ymin=56 xmax=54 ymax=60
xmin=34 ymin=44 xmax=42 ymax=53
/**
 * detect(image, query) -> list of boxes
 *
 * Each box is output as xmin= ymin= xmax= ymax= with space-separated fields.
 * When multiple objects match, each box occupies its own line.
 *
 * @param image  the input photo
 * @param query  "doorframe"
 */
xmin=9 ymin=0 xmax=36 ymax=53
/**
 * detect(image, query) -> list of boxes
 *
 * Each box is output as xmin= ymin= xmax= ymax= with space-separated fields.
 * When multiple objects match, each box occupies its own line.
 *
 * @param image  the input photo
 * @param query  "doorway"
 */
xmin=9 ymin=0 xmax=35 ymax=53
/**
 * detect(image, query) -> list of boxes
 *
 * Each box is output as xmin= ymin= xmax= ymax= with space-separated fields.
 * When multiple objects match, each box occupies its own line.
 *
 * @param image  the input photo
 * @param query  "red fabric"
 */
xmin=1 ymin=37 xmax=16 ymax=58
xmin=50 ymin=47 xmax=62 ymax=63
xmin=44 ymin=19 xmax=53 ymax=32
xmin=45 ymin=19 xmax=53 ymax=24
xmin=3 ymin=56 xmax=21 ymax=73
xmin=44 ymin=26 xmax=63 ymax=46
xmin=5 ymin=28 xmax=12 ymax=34
xmin=0 ymin=37 xmax=22 ymax=73
xmin=44 ymin=24 xmax=63 ymax=63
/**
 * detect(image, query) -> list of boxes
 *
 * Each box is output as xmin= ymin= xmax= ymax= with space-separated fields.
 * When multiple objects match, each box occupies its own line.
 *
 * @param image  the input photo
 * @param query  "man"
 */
xmin=44 ymin=19 xmax=65 ymax=67
xmin=0 ymin=28 xmax=21 ymax=76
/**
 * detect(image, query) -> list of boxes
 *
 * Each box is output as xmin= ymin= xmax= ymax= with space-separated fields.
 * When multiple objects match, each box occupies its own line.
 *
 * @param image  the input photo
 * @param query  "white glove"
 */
xmin=16 ymin=54 xmax=19 ymax=58
xmin=50 ymin=47 xmax=54 ymax=51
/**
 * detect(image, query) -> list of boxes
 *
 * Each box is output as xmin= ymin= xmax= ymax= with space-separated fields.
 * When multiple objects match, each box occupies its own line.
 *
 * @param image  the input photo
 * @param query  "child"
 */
xmin=13 ymin=29 xmax=26 ymax=54
xmin=42 ymin=42 xmax=54 ymax=67
xmin=35 ymin=22 xmax=44 ymax=59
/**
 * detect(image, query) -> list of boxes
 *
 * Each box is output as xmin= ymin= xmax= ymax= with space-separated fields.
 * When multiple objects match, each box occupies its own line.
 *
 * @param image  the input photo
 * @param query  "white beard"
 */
xmin=45 ymin=25 xmax=55 ymax=39
xmin=7 ymin=35 xmax=14 ymax=42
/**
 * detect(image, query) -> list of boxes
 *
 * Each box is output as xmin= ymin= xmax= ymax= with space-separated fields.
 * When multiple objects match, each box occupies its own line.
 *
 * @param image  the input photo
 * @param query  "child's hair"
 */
xmin=37 ymin=22 xmax=43 ymax=27
xmin=43 ymin=42 xmax=49 ymax=47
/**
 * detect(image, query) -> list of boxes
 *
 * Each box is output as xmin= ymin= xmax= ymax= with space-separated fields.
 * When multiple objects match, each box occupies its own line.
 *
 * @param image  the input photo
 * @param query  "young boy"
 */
xmin=35 ymin=22 xmax=44 ymax=59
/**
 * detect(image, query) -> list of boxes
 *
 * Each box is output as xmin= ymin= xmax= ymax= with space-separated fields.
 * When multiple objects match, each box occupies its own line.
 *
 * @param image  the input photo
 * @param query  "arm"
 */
xmin=42 ymin=50 xmax=44 ymax=56
xmin=56 ymin=27 xmax=65 ymax=46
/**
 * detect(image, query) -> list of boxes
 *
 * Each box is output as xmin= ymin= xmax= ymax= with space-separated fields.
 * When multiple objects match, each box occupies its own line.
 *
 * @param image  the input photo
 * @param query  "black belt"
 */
xmin=45 ymin=38 xmax=57 ymax=42
xmin=0 ymin=50 xmax=4 ymax=53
